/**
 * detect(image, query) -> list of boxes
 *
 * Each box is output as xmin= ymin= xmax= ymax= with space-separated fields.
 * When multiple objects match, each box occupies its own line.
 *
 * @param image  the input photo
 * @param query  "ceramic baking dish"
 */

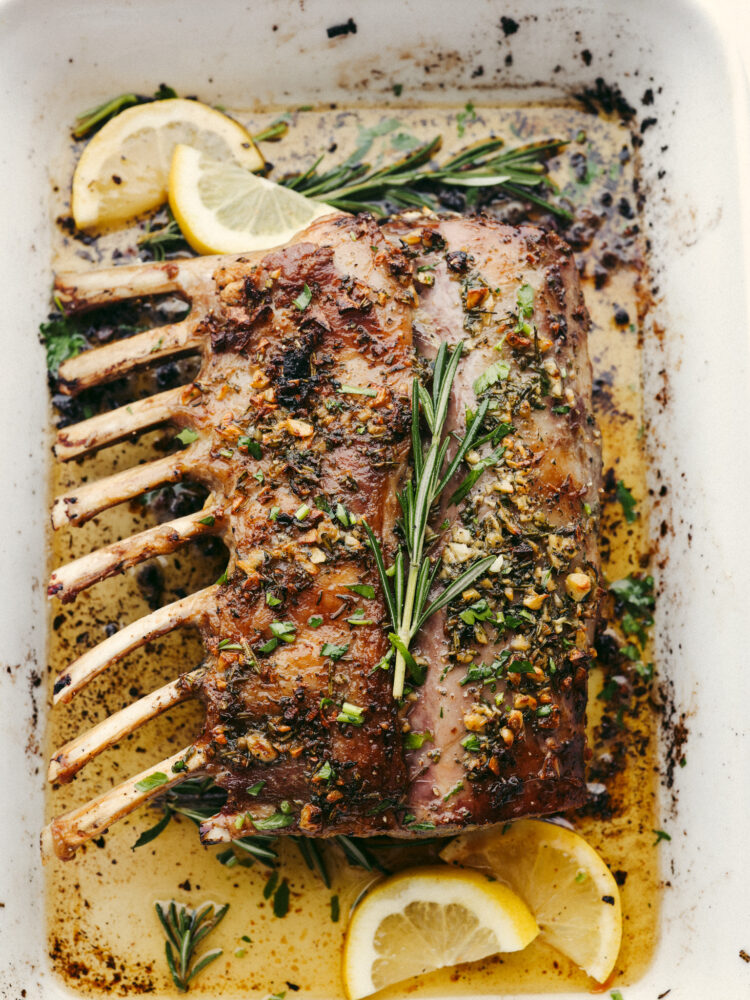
xmin=1 ymin=0 xmax=748 ymax=996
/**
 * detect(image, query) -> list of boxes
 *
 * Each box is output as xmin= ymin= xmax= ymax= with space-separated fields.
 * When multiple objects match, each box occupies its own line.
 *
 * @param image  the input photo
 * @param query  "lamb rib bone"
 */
xmin=48 ymin=505 xmax=219 ymax=604
xmin=45 ymin=212 xmax=600 ymax=859
xmin=52 ymin=586 xmax=217 ymax=704
xmin=54 ymin=385 xmax=186 ymax=460
xmin=49 ymin=670 xmax=201 ymax=783
xmin=42 ymin=746 xmax=207 ymax=861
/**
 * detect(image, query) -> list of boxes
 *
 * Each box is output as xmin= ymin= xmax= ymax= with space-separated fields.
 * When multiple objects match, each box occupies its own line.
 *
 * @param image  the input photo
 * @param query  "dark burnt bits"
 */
xmin=326 ymin=17 xmax=356 ymax=38
xmin=575 ymin=77 xmax=637 ymax=122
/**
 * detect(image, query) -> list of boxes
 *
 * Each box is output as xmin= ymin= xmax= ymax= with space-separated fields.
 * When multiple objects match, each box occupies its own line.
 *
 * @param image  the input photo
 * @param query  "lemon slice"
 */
xmin=342 ymin=865 xmax=538 ymax=999
xmin=168 ymin=144 xmax=335 ymax=254
xmin=72 ymin=99 xmax=264 ymax=229
xmin=440 ymin=820 xmax=622 ymax=983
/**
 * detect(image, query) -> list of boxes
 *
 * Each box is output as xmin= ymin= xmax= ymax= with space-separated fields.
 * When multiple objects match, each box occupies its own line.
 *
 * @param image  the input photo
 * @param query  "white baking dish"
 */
xmin=1 ymin=0 xmax=748 ymax=995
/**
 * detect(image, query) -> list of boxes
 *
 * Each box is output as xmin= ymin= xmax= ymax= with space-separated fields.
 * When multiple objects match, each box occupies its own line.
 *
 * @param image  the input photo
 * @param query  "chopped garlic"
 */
xmin=565 ymin=571 xmax=592 ymax=602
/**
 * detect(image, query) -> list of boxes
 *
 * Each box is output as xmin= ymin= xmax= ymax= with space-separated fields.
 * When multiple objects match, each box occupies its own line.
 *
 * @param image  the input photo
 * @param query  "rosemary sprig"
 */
xmin=253 ymin=114 xmax=292 ymax=142
xmin=138 ymin=209 xmax=188 ymax=260
xmin=155 ymin=900 xmax=228 ymax=992
xmin=134 ymin=778 xmax=278 ymax=864
xmin=365 ymin=341 xmax=499 ymax=699
xmin=73 ymin=84 xmax=177 ymax=139
xmin=284 ymin=135 xmax=570 ymax=220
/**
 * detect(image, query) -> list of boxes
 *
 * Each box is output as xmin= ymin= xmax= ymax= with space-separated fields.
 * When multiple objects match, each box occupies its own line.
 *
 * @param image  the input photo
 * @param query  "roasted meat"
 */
xmin=43 ymin=212 xmax=601 ymax=860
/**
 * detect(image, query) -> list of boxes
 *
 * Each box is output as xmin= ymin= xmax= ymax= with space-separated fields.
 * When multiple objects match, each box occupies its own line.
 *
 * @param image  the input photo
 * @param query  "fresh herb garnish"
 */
xmin=73 ymin=84 xmax=178 ymax=139
xmin=336 ymin=701 xmax=365 ymax=726
xmin=404 ymin=730 xmax=433 ymax=749
xmin=346 ymin=583 xmax=376 ymax=599
xmin=135 ymin=771 xmax=169 ymax=793
xmin=615 ymin=479 xmax=638 ymax=522
xmin=474 ymin=359 xmax=510 ymax=396
xmin=456 ymin=101 xmax=477 ymax=138
xmin=293 ymin=283 xmax=312 ymax=311
xmin=138 ymin=210 xmax=187 ymax=260
xmin=270 ymin=621 xmax=296 ymax=643
xmin=251 ymin=811 xmax=295 ymax=831
xmin=154 ymin=899 xmax=227 ymax=992
xmin=652 ymin=828 xmax=671 ymax=845
xmin=307 ymin=615 xmax=323 ymax=628
xmin=238 ymin=435 xmax=262 ymax=458
xmin=363 ymin=341 xmax=497 ymax=698
xmin=253 ymin=114 xmax=291 ymax=143
xmin=321 ymin=642 xmax=348 ymax=660
xmin=176 ymin=428 xmax=199 ymax=445
xmin=39 ymin=308 xmax=88 ymax=374
xmin=283 ymin=134 xmax=570 ymax=219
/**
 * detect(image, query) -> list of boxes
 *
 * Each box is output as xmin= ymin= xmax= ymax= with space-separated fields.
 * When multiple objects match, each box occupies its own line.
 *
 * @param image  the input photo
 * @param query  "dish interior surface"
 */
xmin=0 ymin=1 xmax=749 ymax=999
xmin=46 ymin=102 xmax=655 ymax=998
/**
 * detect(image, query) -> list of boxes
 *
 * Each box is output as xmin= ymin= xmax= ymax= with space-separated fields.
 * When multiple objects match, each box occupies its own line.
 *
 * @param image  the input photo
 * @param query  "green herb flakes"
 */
xmin=176 ymin=428 xmax=199 ymax=445
xmin=293 ymin=283 xmax=312 ymax=311
xmin=135 ymin=771 xmax=169 ymax=793
xmin=321 ymin=641 xmax=348 ymax=660
xmin=615 ymin=480 xmax=638 ymax=522
xmin=473 ymin=359 xmax=510 ymax=396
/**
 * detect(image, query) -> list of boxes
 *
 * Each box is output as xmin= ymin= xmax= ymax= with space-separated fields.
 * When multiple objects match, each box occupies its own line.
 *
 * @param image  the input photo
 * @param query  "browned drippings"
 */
xmin=45 ymin=103 xmax=659 ymax=997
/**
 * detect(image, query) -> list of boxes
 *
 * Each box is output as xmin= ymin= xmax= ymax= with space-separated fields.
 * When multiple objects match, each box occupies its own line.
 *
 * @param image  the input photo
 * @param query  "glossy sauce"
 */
xmin=46 ymin=103 xmax=658 ymax=997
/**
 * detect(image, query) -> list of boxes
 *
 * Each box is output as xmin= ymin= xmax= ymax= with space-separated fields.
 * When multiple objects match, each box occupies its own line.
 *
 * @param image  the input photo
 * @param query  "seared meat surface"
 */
xmin=46 ymin=212 xmax=601 ymax=855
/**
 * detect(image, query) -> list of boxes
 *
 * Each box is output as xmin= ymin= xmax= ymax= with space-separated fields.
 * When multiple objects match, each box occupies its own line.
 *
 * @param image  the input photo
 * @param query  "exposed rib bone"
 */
xmin=53 ymin=585 xmax=217 ymax=704
xmin=55 ymin=261 xmax=193 ymax=311
xmin=52 ymin=452 xmax=193 ymax=529
xmin=54 ymin=386 xmax=185 ymax=460
xmin=57 ymin=320 xmax=203 ymax=394
xmin=48 ymin=507 xmax=219 ymax=602
xmin=49 ymin=672 xmax=200 ymax=783
xmin=41 ymin=745 xmax=207 ymax=861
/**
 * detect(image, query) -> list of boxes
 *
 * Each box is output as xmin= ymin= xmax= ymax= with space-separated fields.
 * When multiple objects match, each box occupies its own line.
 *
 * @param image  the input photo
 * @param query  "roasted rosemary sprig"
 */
xmin=283 ymin=136 xmax=570 ymax=219
xmin=365 ymin=342 xmax=498 ymax=699
xmin=73 ymin=84 xmax=177 ymax=139
xmin=134 ymin=778 xmax=278 ymax=864
xmin=155 ymin=900 xmax=228 ymax=992
xmin=138 ymin=210 xmax=188 ymax=260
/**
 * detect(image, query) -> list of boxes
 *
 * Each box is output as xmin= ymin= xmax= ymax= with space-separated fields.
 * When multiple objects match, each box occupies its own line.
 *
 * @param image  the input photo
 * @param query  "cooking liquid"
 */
xmin=46 ymin=104 xmax=659 ymax=997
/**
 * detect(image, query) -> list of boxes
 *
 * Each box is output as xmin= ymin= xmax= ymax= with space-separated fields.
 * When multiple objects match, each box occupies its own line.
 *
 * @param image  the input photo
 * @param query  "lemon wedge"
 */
xmin=72 ymin=99 xmax=264 ymax=229
xmin=440 ymin=819 xmax=622 ymax=983
xmin=168 ymin=144 xmax=335 ymax=254
xmin=342 ymin=865 xmax=538 ymax=999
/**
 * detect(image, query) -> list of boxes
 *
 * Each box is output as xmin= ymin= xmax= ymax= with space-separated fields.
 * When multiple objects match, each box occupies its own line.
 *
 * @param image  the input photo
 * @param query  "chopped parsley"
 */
xmin=251 ymin=811 xmax=295 ymax=831
xmin=346 ymin=583 xmax=375 ymax=599
xmin=473 ymin=359 xmax=510 ymax=396
xmin=321 ymin=641 xmax=349 ymax=660
xmin=615 ymin=479 xmax=638 ymax=522
xmin=135 ymin=771 xmax=168 ymax=793
xmin=176 ymin=428 xmax=199 ymax=445
xmin=270 ymin=621 xmax=296 ymax=643
xmin=404 ymin=730 xmax=433 ymax=749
